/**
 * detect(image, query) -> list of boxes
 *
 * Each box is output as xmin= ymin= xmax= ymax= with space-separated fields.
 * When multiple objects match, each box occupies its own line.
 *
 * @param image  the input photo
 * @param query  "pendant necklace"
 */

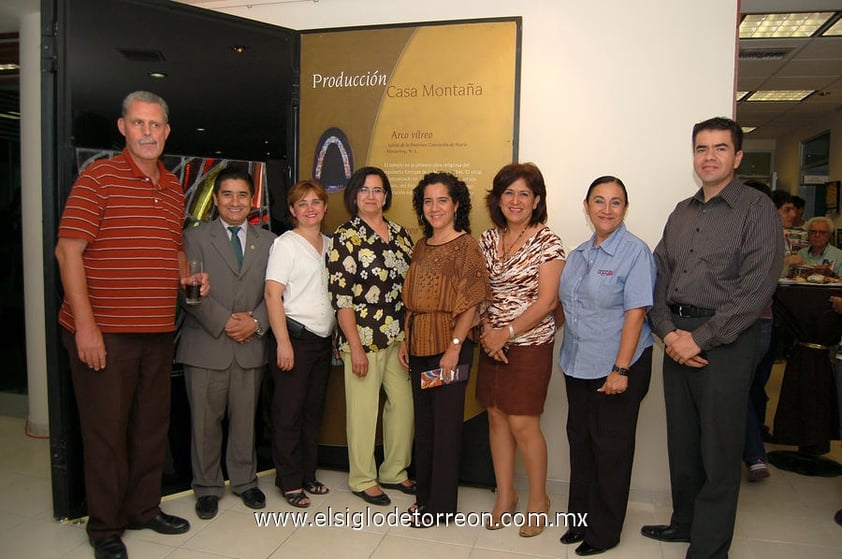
xmin=501 ymin=225 xmax=529 ymax=259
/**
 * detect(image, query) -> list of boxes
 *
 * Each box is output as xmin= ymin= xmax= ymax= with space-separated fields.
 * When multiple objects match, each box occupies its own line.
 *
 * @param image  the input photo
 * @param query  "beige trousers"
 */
xmin=343 ymin=343 xmax=414 ymax=492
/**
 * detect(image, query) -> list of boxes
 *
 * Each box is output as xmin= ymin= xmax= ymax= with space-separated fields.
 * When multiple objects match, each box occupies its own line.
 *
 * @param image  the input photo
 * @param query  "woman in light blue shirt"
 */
xmin=557 ymin=176 xmax=656 ymax=556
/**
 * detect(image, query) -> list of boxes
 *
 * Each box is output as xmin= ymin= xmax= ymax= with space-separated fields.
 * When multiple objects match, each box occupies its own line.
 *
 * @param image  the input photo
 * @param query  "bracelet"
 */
xmin=611 ymin=364 xmax=630 ymax=376
xmin=507 ymin=324 xmax=515 ymax=339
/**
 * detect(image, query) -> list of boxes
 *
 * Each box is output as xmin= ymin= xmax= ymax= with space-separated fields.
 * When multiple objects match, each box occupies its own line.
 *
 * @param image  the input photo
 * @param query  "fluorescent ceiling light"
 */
xmin=742 ymin=127 xmax=757 ymax=134
xmin=746 ymin=90 xmax=814 ymax=102
xmin=823 ymin=18 xmax=842 ymax=36
xmin=736 ymin=91 xmax=750 ymax=101
xmin=0 ymin=64 xmax=20 ymax=71
xmin=740 ymin=12 xmax=835 ymax=38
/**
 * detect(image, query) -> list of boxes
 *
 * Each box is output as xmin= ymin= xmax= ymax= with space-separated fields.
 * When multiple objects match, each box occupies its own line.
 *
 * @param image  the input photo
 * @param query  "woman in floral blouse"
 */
xmin=327 ymin=166 xmax=416 ymax=506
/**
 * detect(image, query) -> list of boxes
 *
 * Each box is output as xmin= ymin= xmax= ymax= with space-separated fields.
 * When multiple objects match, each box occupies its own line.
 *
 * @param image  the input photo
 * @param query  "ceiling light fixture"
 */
xmin=736 ymin=91 xmax=750 ymax=101
xmin=746 ymin=90 xmax=814 ymax=102
xmin=742 ymin=127 xmax=757 ymax=134
xmin=0 ymin=63 xmax=20 ymax=71
xmin=823 ymin=17 xmax=842 ymax=36
xmin=739 ymin=12 xmax=835 ymax=39
xmin=148 ymin=71 xmax=167 ymax=79
xmin=232 ymin=45 xmax=247 ymax=54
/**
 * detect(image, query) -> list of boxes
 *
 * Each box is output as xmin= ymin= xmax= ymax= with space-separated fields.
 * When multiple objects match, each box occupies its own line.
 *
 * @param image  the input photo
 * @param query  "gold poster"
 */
xmin=301 ymin=19 xmax=519 ymax=453
xmin=300 ymin=18 xmax=520 ymax=239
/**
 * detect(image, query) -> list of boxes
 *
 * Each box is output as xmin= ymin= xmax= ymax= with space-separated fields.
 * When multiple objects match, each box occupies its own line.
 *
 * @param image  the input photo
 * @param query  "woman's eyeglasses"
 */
xmin=359 ymin=186 xmax=385 ymax=196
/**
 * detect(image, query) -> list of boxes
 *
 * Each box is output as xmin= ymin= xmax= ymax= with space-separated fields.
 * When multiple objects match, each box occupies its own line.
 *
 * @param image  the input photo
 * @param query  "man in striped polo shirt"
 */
xmin=55 ymin=91 xmax=206 ymax=559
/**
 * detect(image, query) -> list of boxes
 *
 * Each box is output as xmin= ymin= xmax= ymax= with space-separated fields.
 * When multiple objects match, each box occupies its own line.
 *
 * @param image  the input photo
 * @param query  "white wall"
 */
xmin=180 ymin=0 xmax=741 ymax=494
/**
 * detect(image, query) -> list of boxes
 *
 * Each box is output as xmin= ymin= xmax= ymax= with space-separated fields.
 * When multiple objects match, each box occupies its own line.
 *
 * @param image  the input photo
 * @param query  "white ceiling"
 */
xmin=739 ymin=0 xmax=842 ymax=138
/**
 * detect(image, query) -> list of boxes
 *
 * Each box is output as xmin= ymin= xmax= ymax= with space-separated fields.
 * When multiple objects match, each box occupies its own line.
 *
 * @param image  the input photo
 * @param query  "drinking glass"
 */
xmin=184 ymin=259 xmax=203 ymax=305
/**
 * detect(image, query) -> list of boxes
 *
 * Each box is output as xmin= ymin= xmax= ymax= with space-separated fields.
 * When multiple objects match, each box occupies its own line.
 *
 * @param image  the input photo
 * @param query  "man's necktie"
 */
xmin=229 ymin=226 xmax=243 ymax=270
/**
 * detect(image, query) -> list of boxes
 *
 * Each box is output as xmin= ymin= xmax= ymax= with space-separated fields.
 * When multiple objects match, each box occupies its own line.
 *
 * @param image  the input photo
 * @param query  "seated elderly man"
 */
xmin=795 ymin=216 xmax=842 ymax=276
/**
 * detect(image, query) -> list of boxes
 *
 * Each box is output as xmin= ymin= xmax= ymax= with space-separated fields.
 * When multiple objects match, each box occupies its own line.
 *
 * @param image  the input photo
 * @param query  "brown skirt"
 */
xmin=476 ymin=342 xmax=553 ymax=416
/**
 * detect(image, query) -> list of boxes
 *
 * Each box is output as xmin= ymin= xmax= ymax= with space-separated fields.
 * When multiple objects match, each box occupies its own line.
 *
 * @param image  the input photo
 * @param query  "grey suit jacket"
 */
xmin=176 ymin=219 xmax=276 ymax=370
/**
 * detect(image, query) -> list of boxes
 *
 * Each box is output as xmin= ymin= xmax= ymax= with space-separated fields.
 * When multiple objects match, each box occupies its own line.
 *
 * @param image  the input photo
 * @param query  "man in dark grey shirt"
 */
xmin=642 ymin=117 xmax=783 ymax=559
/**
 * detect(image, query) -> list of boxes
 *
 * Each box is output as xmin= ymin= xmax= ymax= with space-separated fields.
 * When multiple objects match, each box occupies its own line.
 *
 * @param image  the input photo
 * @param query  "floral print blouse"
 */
xmin=328 ymin=216 xmax=414 ymax=353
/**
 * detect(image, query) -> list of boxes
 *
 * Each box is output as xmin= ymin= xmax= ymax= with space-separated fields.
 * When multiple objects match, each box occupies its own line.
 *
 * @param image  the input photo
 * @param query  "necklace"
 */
xmin=501 ymin=225 xmax=529 ymax=259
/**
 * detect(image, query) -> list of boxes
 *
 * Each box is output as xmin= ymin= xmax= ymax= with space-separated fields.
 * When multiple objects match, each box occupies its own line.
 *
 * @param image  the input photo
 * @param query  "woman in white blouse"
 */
xmin=265 ymin=179 xmax=335 ymax=509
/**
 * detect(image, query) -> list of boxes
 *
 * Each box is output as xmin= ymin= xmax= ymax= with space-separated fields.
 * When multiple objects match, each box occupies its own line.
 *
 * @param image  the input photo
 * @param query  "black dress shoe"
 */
xmin=240 ymin=487 xmax=266 ymax=510
xmin=195 ymin=495 xmax=219 ymax=519
xmin=92 ymin=535 xmax=127 ymax=559
xmin=640 ymin=524 xmax=690 ymax=543
xmin=575 ymin=541 xmax=615 ymax=556
xmin=560 ymin=529 xmax=585 ymax=544
xmin=381 ymin=480 xmax=416 ymax=495
xmin=352 ymin=489 xmax=391 ymax=506
xmin=129 ymin=512 xmax=190 ymax=535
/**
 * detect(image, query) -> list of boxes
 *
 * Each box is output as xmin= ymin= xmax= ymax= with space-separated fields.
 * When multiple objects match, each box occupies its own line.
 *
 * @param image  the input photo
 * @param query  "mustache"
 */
xmin=138 ymin=137 xmax=157 ymax=145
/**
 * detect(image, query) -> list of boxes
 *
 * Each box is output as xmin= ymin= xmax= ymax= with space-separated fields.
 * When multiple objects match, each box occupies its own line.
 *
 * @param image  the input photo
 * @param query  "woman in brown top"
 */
xmin=478 ymin=162 xmax=565 ymax=537
xmin=399 ymin=172 xmax=489 ymax=527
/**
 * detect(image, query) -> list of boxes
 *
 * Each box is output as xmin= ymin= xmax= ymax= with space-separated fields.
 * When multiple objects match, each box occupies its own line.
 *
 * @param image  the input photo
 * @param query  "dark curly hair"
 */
xmin=411 ymin=172 xmax=472 ymax=238
xmin=485 ymin=162 xmax=548 ymax=228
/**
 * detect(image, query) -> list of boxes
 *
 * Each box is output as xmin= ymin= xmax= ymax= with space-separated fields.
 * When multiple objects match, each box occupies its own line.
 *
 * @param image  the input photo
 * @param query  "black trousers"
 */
xmin=408 ymin=340 xmax=473 ymax=514
xmin=63 ymin=329 xmax=173 ymax=541
xmin=664 ymin=316 xmax=758 ymax=559
xmin=565 ymin=346 xmax=652 ymax=548
xmin=269 ymin=331 xmax=332 ymax=493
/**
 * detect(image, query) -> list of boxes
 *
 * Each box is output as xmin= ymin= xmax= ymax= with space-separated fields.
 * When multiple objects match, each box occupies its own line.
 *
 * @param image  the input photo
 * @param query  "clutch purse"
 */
xmin=286 ymin=317 xmax=306 ymax=339
xmin=420 ymin=363 xmax=470 ymax=390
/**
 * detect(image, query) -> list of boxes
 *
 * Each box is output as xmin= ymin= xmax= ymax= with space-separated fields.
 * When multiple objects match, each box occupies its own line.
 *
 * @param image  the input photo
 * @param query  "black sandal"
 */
xmin=382 ymin=480 xmax=416 ymax=495
xmin=406 ymin=504 xmax=433 ymax=529
xmin=304 ymin=480 xmax=330 ymax=495
xmin=284 ymin=490 xmax=311 ymax=508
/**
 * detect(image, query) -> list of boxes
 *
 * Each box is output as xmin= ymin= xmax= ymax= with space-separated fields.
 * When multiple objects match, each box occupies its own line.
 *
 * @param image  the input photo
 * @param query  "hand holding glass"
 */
xmin=184 ymin=259 xmax=203 ymax=305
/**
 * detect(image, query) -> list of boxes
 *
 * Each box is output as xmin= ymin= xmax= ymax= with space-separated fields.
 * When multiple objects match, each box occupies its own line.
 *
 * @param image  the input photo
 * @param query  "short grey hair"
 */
xmin=122 ymin=91 xmax=169 ymax=122
xmin=806 ymin=216 xmax=835 ymax=235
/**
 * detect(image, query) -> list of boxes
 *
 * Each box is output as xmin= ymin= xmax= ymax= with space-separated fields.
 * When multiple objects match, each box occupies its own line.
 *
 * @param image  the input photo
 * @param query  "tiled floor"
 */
xmin=1 ymin=364 xmax=840 ymax=558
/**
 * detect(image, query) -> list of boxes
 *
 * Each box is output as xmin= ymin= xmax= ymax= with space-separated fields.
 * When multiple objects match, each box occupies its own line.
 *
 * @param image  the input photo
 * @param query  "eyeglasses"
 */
xmin=359 ymin=186 xmax=385 ymax=196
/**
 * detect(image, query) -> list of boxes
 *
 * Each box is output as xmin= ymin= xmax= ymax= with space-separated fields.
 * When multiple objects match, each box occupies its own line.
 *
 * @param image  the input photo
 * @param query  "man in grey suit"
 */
xmin=176 ymin=167 xmax=276 ymax=519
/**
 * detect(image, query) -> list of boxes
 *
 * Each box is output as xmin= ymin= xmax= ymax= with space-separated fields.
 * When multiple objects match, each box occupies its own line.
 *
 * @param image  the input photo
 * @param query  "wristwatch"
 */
xmin=611 ymin=364 xmax=630 ymax=376
xmin=253 ymin=318 xmax=265 ymax=337
xmin=452 ymin=337 xmax=461 ymax=346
